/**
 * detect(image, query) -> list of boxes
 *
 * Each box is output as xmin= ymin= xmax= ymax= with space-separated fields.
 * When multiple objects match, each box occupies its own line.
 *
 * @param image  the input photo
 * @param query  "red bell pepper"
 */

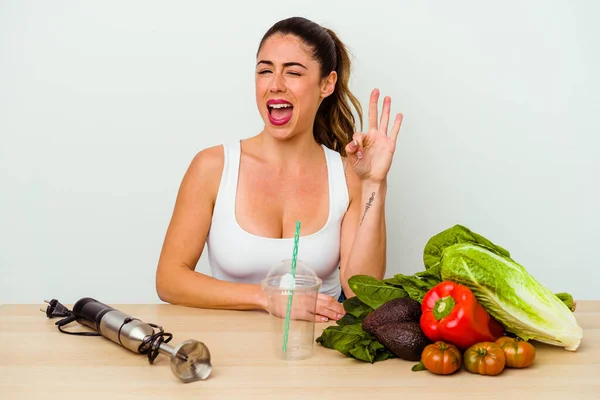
xmin=420 ymin=281 xmax=504 ymax=350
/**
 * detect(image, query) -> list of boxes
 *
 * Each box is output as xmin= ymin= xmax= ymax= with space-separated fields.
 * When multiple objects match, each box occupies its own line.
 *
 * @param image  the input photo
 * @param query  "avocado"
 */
xmin=372 ymin=322 xmax=431 ymax=361
xmin=362 ymin=297 xmax=422 ymax=335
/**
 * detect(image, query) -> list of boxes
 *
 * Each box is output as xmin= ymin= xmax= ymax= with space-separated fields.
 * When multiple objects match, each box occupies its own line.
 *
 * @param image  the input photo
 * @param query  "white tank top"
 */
xmin=205 ymin=141 xmax=350 ymax=299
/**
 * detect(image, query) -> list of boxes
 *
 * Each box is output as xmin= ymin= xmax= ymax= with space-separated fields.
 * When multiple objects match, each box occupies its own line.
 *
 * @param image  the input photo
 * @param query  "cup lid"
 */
xmin=261 ymin=259 xmax=322 ymax=292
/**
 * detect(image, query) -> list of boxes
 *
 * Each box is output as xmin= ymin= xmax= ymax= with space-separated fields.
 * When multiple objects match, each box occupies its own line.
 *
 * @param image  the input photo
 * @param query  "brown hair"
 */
xmin=257 ymin=17 xmax=363 ymax=156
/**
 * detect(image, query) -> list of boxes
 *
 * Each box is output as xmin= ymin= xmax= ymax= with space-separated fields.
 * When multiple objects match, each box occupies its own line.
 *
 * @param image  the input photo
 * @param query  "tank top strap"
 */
xmin=321 ymin=145 xmax=350 ymax=218
xmin=213 ymin=141 xmax=241 ymax=219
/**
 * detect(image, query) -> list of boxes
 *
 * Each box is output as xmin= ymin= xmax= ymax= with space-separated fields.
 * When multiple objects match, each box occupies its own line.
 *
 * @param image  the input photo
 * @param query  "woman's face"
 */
xmin=255 ymin=34 xmax=336 ymax=141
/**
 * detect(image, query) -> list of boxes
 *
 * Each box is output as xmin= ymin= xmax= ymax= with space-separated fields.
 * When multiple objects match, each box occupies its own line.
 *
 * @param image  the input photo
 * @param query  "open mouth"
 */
xmin=267 ymin=100 xmax=293 ymax=126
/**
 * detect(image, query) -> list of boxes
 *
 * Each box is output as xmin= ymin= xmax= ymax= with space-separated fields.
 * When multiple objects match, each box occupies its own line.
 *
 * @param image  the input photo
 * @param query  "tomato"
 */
xmin=464 ymin=342 xmax=506 ymax=376
xmin=495 ymin=336 xmax=536 ymax=368
xmin=421 ymin=341 xmax=462 ymax=375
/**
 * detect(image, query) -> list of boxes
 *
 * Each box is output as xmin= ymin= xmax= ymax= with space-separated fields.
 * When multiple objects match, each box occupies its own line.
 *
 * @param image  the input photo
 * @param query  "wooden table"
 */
xmin=1 ymin=301 xmax=599 ymax=399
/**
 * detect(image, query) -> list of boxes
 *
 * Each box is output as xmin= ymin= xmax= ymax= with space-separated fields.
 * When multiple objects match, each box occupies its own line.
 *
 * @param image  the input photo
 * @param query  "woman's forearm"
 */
xmin=156 ymin=266 xmax=268 ymax=311
xmin=342 ymin=180 xmax=387 ymax=292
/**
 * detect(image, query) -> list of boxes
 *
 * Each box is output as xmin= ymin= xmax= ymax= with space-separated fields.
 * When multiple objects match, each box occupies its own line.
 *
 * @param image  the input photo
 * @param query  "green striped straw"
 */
xmin=282 ymin=220 xmax=301 ymax=354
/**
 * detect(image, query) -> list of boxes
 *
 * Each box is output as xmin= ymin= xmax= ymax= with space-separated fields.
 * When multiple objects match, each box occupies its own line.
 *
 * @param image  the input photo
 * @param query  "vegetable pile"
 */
xmin=316 ymin=224 xmax=584 ymax=375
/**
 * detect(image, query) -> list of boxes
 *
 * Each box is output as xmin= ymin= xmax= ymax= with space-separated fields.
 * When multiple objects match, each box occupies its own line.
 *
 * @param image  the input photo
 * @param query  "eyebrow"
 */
xmin=256 ymin=60 xmax=308 ymax=69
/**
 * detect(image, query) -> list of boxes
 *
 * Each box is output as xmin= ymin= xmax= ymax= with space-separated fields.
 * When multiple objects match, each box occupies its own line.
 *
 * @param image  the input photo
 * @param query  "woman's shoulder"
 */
xmin=189 ymin=144 xmax=225 ymax=174
xmin=181 ymin=145 xmax=226 ymax=200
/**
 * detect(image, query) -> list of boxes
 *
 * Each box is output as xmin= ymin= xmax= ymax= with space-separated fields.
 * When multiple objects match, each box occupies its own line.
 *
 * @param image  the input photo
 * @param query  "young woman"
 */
xmin=155 ymin=17 xmax=403 ymax=323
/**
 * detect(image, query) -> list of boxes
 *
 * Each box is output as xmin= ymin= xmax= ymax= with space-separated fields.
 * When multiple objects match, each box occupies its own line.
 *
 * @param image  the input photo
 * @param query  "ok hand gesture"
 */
xmin=345 ymin=89 xmax=403 ymax=183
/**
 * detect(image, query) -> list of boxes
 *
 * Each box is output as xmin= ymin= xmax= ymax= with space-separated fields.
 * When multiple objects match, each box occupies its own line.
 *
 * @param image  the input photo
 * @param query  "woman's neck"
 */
xmin=250 ymin=129 xmax=323 ymax=170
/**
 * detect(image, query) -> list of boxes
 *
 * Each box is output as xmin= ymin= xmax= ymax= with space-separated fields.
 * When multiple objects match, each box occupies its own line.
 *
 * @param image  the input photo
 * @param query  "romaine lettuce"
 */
xmin=440 ymin=243 xmax=583 ymax=351
xmin=424 ymin=224 xmax=512 ymax=270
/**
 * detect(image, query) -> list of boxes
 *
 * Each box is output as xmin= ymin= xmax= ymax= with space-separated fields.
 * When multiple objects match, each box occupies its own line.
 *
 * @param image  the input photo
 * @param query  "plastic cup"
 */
xmin=261 ymin=259 xmax=322 ymax=361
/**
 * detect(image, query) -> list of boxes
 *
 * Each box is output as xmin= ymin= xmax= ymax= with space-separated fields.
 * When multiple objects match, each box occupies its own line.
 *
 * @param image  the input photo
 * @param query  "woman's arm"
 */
xmin=155 ymin=145 xmax=267 ymax=311
xmin=338 ymin=88 xmax=403 ymax=298
xmin=339 ymin=167 xmax=387 ymax=298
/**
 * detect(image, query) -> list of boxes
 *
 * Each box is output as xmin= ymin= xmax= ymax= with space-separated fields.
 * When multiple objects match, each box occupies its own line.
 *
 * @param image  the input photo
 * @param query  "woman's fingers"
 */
xmin=345 ymin=132 xmax=365 ymax=160
xmin=379 ymin=96 xmax=391 ymax=135
xmin=315 ymin=294 xmax=345 ymax=322
xmin=368 ymin=88 xmax=380 ymax=130
xmin=269 ymin=293 xmax=345 ymax=323
xmin=390 ymin=112 xmax=404 ymax=143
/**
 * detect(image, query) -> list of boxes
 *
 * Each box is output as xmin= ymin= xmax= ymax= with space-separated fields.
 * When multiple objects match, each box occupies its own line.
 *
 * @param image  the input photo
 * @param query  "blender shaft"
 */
xmin=158 ymin=342 xmax=188 ymax=361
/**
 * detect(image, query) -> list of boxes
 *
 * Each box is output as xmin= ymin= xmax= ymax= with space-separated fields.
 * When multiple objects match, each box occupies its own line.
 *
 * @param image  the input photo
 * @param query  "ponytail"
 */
xmin=314 ymin=29 xmax=363 ymax=156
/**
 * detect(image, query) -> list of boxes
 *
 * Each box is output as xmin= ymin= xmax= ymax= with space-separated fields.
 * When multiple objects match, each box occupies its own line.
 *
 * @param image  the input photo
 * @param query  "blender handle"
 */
xmin=72 ymin=297 xmax=115 ymax=332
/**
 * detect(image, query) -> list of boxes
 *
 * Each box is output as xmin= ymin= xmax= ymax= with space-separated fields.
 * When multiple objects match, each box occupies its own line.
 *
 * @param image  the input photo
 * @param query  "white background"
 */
xmin=1 ymin=0 xmax=598 ymax=304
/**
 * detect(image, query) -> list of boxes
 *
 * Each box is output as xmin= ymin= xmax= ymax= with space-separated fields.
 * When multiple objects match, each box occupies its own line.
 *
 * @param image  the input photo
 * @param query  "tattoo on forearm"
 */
xmin=360 ymin=192 xmax=376 ymax=225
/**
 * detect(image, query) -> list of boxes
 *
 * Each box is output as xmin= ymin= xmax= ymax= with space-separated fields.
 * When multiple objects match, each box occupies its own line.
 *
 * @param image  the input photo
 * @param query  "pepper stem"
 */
xmin=433 ymin=296 xmax=456 ymax=320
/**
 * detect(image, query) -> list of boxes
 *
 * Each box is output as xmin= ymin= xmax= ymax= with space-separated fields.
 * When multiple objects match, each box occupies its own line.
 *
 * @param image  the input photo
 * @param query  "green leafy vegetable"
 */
xmin=411 ymin=361 xmax=426 ymax=371
xmin=424 ymin=224 xmax=512 ymax=270
xmin=315 ymin=324 xmax=363 ymax=356
xmin=342 ymin=296 xmax=373 ymax=319
xmin=316 ymin=296 xmax=394 ymax=362
xmin=414 ymin=263 xmax=442 ymax=285
xmin=439 ymin=243 xmax=583 ymax=351
xmin=382 ymin=263 xmax=442 ymax=303
xmin=348 ymin=275 xmax=407 ymax=309
xmin=315 ymin=324 xmax=394 ymax=363
xmin=336 ymin=313 xmax=363 ymax=326
xmin=374 ymin=347 xmax=396 ymax=362
xmin=385 ymin=274 xmax=435 ymax=302
xmin=555 ymin=292 xmax=576 ymax=312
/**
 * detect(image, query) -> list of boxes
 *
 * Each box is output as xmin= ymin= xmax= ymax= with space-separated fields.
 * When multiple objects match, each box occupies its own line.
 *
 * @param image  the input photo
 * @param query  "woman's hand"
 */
xmin=314 ymin=293 xmax=346 ymax=322
xmin=266 ymin=292 xmax=345 ymax=323
xmin=345 ymin=88 xmax=403 ymax=183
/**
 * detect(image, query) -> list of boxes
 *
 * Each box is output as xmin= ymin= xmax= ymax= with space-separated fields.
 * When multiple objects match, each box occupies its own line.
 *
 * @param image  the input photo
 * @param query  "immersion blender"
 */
xmin=43 ymin=297 xmax=212 ymax=383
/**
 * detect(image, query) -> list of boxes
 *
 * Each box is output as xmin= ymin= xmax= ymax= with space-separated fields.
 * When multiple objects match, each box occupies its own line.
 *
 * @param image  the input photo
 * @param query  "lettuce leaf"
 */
xmin=348 ymin=275 xmax=407 ymax=309
xmin=424 ymin=224 xmax=512 ymax=270
xmin=440 ymin=243 xmax=583 ymax=351
xmin=315 ymin=324 xmax=394 ymax=363
xmin=342 ymin=296 xmax=374 ymax=319
xmin=384 ymin=274 xmax=436 ymax=303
